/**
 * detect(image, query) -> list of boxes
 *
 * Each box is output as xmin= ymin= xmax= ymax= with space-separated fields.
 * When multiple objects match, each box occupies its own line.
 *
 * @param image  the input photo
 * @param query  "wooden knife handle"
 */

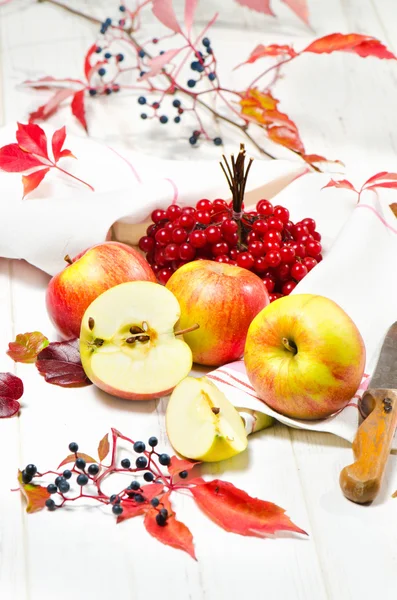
xmin=340 ymin=389 xmax=397 ymax=504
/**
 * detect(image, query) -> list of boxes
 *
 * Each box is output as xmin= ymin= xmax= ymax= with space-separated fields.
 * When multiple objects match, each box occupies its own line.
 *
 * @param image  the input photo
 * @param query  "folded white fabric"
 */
xmin=209 ymin=172 xmax=397 ymax=447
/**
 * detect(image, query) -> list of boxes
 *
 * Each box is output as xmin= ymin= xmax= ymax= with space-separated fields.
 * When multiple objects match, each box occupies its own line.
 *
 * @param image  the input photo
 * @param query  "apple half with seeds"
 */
xmin=166 ymin=376 xmax=248 ymax=462
xmin=80 ymin=281 xmax=193 ymax=400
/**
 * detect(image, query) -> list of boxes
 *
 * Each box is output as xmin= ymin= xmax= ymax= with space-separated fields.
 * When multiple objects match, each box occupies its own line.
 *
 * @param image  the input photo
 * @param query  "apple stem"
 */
xmin=64 ymin=254 xmax=73 ymax=265
xmin=282 ymin=337 xmax=297 ymax=354
xmin=174 ymin=323 xmax=200 ymax=336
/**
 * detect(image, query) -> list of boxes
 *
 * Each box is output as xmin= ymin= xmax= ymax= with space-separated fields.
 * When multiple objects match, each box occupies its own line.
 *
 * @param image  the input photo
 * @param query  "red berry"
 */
xmin=303 ymin=257 xmax=318 ymax=271
xmin=290 ymin=262 xmax=308 ymax=281
xmin=180 ymin=214 xmax=195 ymax=229
xmin=154 ymin=247 xmax=167 ymax=266
xmin=205 ymin=226 xmax=222 ymax=244
xmin=221 ymin=219 xmax=238 ymax=235
xmin=223 ymin=232 xmax=239 ymax=246
xmin=164 ymin=243 xmax=179 ymax=261
xmin=284 ymin=220 xmax=294 ymax=234
xmin=189 ymin=230 xmax=207 ymax=248
xmin=166 ymin=205 xmax=182 ymax=221
xmin=172 ymin=227 xmax=188 ymax=243
xmin=282 ymin=281 xmax=297 ymax=295
xmin=152 ymin=264 xmax=161 ymax=274
xmin=151 ymin=209 xmax=167 ymax=223
xmin=280 ymin=246 xmax=295 ymax=264
xmin=264 ymin=230 xmax=281 ymax=243
xmin=146 ymin=223 xmax=159 ymax=237
xmin=273 ymin=206 xmax=290 ymax=223
xmin=263 ymin=240 xmax=280 ymax=252
xmin=267 ymin=218 xmax=283 ymax=232
xmin=164 ymin=222 xmax=174 ymax=232
xmin=276 ymin=262 xmax=290 ymax=282
xmin=157 ymin=267 xmax=173 ymax=285
xmin=182 ymin=207 xmax=196 ymax=217
xmin=196 ymin=199 xmax=213 ymax=211
xmin=212 ymin=242 xmax=229 ymax=256
xmin=256 ymin=199 xmax=273 ymax=216
xmin=301 ymin=218 xmax=316 ymax=233
xmin=262 ymin=277 xmax=275 ymax=293
xmin=266 ymin=251 xmax=281 ymax=268
xmin=306 ymin=241 xmax=322 ymax=257
xmin=215 ymin=255 xmax=230 ymax=263
xmin=237 ymin=252 xmax=255 ymax=270
xmin=196 ymin=210 xmax=211 ymax=225
xmin=139 ymin=236 xmax=155 ymax=253
xmin=213 ymin=199 xmax=227 ymax=208
xmin=293 ymin=224 xmax=309 ymax=241
xmin=155 ymin=228 xmax=172 ymax=245
xmin=246 ymin=231 xmax=259 ymax=243
xmin=228 ymin=260 xmax=237 ymax=266
xmin=229 ymin=248 xmax=239 ymax=260
xmin=254 ymin=257 xmax=268 ymax=273
xmin=269 ymin=293 xmax=283 ymax=303
xmin=179 ymin=243 xmax=196 ymax=261
xmin=253 ymin=219 xmax=268 ymax=235
xmin=312 ymin=231 xmax=321 ymax=241
xmin=248 ymin=241 xmax=265 ymax=257
xmin=289 ymin=242 xmax=306 ymax=258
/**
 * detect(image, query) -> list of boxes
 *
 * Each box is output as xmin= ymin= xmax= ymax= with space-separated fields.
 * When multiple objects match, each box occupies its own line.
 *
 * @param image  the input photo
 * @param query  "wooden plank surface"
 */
xmin=1 ymin=1 xmax=397 ymax=599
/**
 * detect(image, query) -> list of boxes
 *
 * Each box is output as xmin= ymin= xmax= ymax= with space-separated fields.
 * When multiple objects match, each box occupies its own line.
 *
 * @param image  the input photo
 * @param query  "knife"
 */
xmin=340 ymin=322 xmax=397 ymax=504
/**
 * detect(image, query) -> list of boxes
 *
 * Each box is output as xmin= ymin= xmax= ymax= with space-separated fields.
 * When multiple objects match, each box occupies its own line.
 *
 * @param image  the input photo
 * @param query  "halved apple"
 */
xmin=166 ymin=376 xmax=248 ymax=462
xmin=80 ymin=281 xmax=193 ymax=400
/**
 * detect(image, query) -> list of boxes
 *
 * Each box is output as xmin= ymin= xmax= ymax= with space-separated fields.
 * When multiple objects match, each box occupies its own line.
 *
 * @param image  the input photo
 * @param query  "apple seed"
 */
xmin=136 ymin=335 xmax=150 ymax=343
xmin=130 ymin=325 xmax=144 ymax=334
xmin=88 ymin=317 xmax=95 ymax=331
xmin=211 ymin=407 xmax=220 ymax=415
xmin=126 ymin=337 xmax=136 ymax=344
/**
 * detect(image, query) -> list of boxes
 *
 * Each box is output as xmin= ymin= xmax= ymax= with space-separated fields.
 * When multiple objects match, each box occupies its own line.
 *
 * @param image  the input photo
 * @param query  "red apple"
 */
xmin=166 ymin=260 xmax=269 ymax=366
xmin=244 ymin=294 xmax=366 ymax=420
xmin=46 ymin=242 xmax=156 ymax=338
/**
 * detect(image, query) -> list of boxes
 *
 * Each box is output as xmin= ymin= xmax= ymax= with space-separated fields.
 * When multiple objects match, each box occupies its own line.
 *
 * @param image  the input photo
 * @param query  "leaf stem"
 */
xmin=54 ymin=164 xmax=94 ymax=191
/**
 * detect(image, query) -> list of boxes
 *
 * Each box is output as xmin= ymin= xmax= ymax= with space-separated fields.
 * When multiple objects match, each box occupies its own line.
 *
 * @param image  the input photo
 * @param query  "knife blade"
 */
xmin=340 ymin=322 xmax=397 ymax=504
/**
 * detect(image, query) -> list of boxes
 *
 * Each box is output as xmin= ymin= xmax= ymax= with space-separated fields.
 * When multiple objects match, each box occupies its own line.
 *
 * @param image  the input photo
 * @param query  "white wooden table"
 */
xmin=1 ymin=1 xmax=397 ymax=599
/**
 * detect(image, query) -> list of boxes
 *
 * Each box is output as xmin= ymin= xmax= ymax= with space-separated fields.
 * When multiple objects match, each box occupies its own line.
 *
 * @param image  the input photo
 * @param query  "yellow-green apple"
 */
xmin=46 ymin=242 xmax=156 ymax=338
xmin=166 ymin=260 xmax=269 ymax=366
xmin=80 ymin=281 xmax=192 ymax=400
xmin=166 ymin=376 xmax=248 ymax=461
xmin=244 ymin=294 xmax=366 ymax=420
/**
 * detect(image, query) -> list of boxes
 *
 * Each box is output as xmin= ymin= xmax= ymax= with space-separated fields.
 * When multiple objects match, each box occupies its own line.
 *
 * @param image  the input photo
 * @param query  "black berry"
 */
xmin=214 ymin=137 xmax=222 ymax=146
xmin=121 ymin=458 xmax=131 ymax=469
xmin=45 ymin=498 xmax=56 ymax=510
xmin=172 ymin=99 xmax=181 ymax=108
xmin=138 ymin=96 xmax=146 ymax=105
xmin=76 ymin=474 xmax=88 ymax=486
xmin=202 ymin=37 xmax=210 ymax=47
xmin=104 ymin=52 xmax=112 ymax=59
xmin=158 ymin=454 xmax=170 ymax=466
xmin=25 ymin=464 xmax=37 ymax=477
xmin=68 ymin=442 xmax=78 ymax=453
xmin=112 ymin=504 xmax=123 ymax=515
xmin=179 ymin=470 xmax=188 ymax=479
xmin=134 ymin=441 xmax=146 ymax=453
xmin=21 ymin=471 xmax=33 ymax=484
xmin=140 ymin=113 xmax=147 ymax=120
xmin=159 ymin=115 xmax=168 ymax=124
xmin=160 ymin=508 xmax=168 ymax=518
xmin=98 ymin=67 xmax=106 ymax=77
xmin=134 ymin=494 xmax=145 ymax=503
xmin=110 ymin=494 xmax=120 ymax=504
xmin=130 ymin=480 xmax=140 ymax=491
xmin=148 ymin=437 xmax=158 ymax=447
xmin=187 ymin=79 xmax=196 ymax=88
xmin=136 ymin=456 xmax=148 ymax=469
xmin=58 ymin=480 xmax=70 ymax=494
xmin=144 ymin=472 xmax=154 ymax=482
xmin=47 ymin=484 xmax=58 ymax=494
xmin=88 ymin=464 xmax=100 ymax=475
xmin=151 ymin=497 xmax=160 ymax=507
xmin=54 ymin=476 xmax=63 ymax=487
xmin=208 ymin=73 xmax=216 ymax=81
xmin=138 ymin=49 xmax=145 ymax=58
xmin=63 ymin=470 xmax=72 ymax=479
xmin=156 ymin=513 xmax=167 ymax=526
xmin=89 ymin=89 xmax=97 ymax=96
xmin=174 ymin=116 xmax=181 ymax=123
xmin=189 ymin=136 xmax=197 ymax=145
xmin=75 ymin=457 xmax=86 ymax=470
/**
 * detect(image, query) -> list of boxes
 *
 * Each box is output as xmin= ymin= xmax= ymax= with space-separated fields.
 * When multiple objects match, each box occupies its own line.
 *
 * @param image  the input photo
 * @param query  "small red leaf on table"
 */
xmin=303 ymin=33 xmax=396 ymax=59
xmin=52 ymin=126 xmax=75 ymax=162
xmin=7 ymin=332 xmax=49 ymax=363
xmin=322 ymin=178 xmax=357 ymax=192
xmin=57 ymin=452 xmax=97 ymax=469
xmin=144 ymin=492 xmax=196 ymax=559
xmin=71 ymin=90 xmax=88 ymax=132
xmin=152 ymin=0 xmax=182 ymax=33
xmin=0 ymin=143 xmax=44 ymax=172
xmin=22 ymin=168 xmax=50 ymax=198
xmin=18 ymin=471 xmax=50 ymax=513
xmin=190 ymin=479 xmax=307 ymax=537
xmin=16 ymin=122 xmax=49 ymax=159
xmin=36 ymin=338 xmax=91 ymax=387
xmin=168 ymin=456 xmax=200 ymax=477
xmin=98 ymin=433 xmax=110 ymax=462
xmin=0 ymin=373 xmax=23 ymax=418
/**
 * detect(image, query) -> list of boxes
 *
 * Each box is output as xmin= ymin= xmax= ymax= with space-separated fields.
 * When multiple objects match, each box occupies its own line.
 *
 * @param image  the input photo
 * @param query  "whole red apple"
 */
xmin=166 ymin=260 xmax=269 ymax=366
xmin=244 ymin=294 xmax=366 ymax=420
xmin=46 ymin=242 xmax=156 ymax=338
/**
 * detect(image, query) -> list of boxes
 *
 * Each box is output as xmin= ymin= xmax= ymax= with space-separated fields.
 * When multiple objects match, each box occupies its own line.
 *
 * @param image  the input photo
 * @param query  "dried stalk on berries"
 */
xmin=29 ymin=0 xmax=395 ymax=172
xmin=17 ymin=428 xmax=306 ymax=559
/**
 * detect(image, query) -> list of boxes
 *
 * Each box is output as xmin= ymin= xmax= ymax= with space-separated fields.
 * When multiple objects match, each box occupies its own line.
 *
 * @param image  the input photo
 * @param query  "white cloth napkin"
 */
xmin=0 ymin=124 xmax=305 ymax=275
xmin=209 ymin=171 xmax=397 ymax=447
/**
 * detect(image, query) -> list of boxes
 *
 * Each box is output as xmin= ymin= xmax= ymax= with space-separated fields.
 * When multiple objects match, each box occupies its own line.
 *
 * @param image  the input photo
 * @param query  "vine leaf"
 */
xmin=18 ymin=471 xmax=50 ymax=513
xmin=98 ymin=434 xmax=110 ymax=462
xmin=36 ymin=338 xmax=92 ymax=387
xmin=7 ymin=332 xmax=49 ymax=363
xmin=0 ymin=373 xmax=23 ymax=418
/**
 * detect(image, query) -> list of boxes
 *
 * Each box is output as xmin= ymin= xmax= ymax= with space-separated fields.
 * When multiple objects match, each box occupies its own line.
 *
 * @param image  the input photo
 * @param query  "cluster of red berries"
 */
xmin=138 ymin=198 xmax=322 ymax=301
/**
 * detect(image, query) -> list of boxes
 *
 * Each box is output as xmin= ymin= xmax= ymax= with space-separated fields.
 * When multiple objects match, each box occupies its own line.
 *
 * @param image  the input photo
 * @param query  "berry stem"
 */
xmin=174 ymin=324 xmax=200 ymax=336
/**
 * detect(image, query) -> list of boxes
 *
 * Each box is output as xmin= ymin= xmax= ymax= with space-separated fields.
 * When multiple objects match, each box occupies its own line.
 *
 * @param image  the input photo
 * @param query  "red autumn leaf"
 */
xmin=22 ymin=168 xmax=50 ymax=198
xmin=184 ymin=0 xmax=198 ymax=34
xmin=57 ymin=452 xmax=97 ymax=469
xmin=190 ymin=479 xmax=307 ymax=537
xmin=24 ymin=76 xmax=85 ymax=89
xmin=16 ymin=122 xmax=49 ymax=159
xmin=235 ymin=0 xmax=274 ymax=16
xmin=0 ymin=143 xmax=44 ymax=172
xmin=238 ymin=43 xmax=297 ymax=67
xmin=363 ymin=171 xmax=397 ymax=186
xmin=29 ymin=88 xmax=75 ymax=123
xmin=51 ymin=126 xmax=75 ymax=162
xmin=117 ymin=502 xmax=147 ymax=523
xmin=282 ymin=0 xmax=309 ymax=25
xmin=140 ymin=482 xmax=165 ymax=502
xmin=36 ymin=338 xmax=91 ymax=387
xmin=18 ymin=470 xmax=50 ymax=513
xmin=0 ymin=372 xmax=23 ymax=418
xmin=152 ymin=0 xmax=181 ymax=33
xmin=98 ymin=433 xmax=110 ymax=462
xmin=168 ymin=456 xmax=200 ymax=477
xmin=302 ymin=153 xmax=344 ymax=166
xmin=84 ymin=43 xmax=99 ymax=81
xmin=140 ymin=49 xmax=181 ymax=81
xmin=7 ymin=331 xmax=49 ymax=363
xmin=144 ymin=492 xmax=196 ymax=559
xmin=389 ymin=203 xmax=397 ymax=218
xmin=365 ymin=182 xmax=397 ymax=191
xmin=268 ymin=125 xmax=305 ymax=154
xmin=322 ymin=178 xmax=358 ymax=192
xmin=303 ymin=33 xmax=396 ymax=59
xmin=71 ymin=90 xmax=87 ymax=132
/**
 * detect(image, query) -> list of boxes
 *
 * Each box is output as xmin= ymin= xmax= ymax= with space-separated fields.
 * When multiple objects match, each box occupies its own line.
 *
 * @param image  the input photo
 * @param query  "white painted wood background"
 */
xmin=1 ymin=1 xmax=397 ymax=599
